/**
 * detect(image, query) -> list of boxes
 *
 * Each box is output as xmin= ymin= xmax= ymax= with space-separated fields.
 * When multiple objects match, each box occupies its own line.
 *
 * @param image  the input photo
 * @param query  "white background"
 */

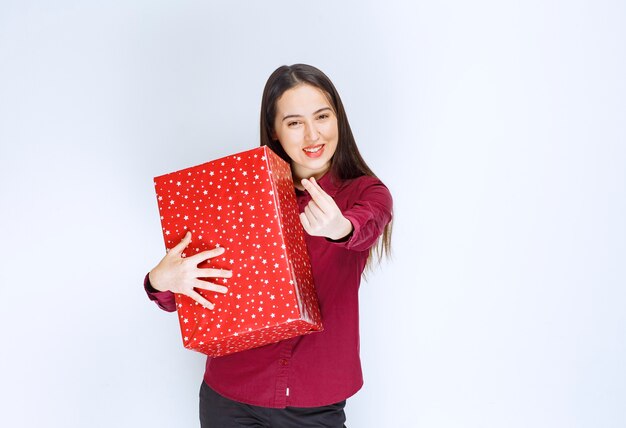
xmin=1 ymin=1 xmax=625 ymax=427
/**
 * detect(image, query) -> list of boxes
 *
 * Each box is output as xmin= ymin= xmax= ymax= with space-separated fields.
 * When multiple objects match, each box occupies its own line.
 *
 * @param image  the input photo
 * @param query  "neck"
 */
xmin=293 ymin=170 xmax=329 ymax=190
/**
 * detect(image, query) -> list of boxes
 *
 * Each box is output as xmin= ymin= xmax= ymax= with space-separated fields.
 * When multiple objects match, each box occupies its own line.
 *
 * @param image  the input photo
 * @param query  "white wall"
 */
xmin=1 ymin=1 xmax=625 ymax=427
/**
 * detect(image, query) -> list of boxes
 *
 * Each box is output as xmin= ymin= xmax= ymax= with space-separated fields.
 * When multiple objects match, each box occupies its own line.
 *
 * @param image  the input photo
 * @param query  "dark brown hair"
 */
xmin=259 ymin=64 xmax=392 ymax=263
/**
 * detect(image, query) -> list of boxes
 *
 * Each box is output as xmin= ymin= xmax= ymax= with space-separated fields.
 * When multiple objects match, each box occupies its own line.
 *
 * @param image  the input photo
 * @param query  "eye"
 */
xmin=317 ymin=114 xmax=329 ymax=120
xmin=287 ymin=121 xmax=301 ymax=127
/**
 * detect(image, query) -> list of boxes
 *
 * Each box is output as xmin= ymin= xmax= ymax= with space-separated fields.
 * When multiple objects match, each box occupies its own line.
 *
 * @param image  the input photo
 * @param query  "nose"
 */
xmin=304 ymin=121 xmax=320 ymax=142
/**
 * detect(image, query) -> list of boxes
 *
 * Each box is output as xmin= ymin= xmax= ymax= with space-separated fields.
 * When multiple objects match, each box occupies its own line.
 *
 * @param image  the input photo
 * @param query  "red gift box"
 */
xmin=154 ymin=146 xmax=323 ymax=357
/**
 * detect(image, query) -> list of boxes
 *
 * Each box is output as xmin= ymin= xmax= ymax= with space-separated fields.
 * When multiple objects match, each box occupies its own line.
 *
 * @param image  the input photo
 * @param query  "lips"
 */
xmin=303 ymin=144 xmax=325 ymax=159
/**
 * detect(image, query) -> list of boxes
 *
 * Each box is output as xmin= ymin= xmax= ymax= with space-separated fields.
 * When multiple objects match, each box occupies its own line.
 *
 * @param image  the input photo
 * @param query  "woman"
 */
xmin=146 ymin=64 xmax=393 ymax=427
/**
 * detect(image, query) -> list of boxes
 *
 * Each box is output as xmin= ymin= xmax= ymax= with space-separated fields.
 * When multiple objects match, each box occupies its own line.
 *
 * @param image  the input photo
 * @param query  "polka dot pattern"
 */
xmin=154 ymin=146 xmax=323 ymax=357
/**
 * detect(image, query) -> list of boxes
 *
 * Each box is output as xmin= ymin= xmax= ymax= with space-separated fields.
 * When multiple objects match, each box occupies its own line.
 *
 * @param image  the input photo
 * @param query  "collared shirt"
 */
xmin=146 ymin=172 xmax=393 ymax=408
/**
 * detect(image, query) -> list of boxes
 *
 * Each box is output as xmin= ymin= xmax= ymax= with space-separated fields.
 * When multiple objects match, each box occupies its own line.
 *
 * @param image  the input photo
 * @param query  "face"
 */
xmin=272 ymin=84 xmax=339 ymax=182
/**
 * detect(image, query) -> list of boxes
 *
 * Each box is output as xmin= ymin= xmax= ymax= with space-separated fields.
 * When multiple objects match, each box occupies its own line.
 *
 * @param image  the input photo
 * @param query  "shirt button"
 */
xmin=279 ymin=359 xmax=289 ymax=366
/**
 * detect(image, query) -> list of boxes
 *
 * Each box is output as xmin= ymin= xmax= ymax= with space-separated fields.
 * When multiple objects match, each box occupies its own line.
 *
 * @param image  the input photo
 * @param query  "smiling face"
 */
xmin=272 ymin=83 xmax=339 ymax=183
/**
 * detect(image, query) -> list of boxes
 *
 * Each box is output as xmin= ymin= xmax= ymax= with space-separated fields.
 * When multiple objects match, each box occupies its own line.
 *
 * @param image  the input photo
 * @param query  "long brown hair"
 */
xmin=260 ymin=64 xmax=392 ymax=263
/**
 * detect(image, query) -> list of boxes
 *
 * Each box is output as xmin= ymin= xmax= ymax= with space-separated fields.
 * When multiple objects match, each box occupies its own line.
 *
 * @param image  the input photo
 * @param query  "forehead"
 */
xmin=275 ymin=84 xmax=332 ymax=116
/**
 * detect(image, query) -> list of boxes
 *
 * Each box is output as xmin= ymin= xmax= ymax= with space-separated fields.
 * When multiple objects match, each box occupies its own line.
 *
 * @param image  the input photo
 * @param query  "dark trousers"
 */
xmin=199 ymin=381 xmax=347 ymax=428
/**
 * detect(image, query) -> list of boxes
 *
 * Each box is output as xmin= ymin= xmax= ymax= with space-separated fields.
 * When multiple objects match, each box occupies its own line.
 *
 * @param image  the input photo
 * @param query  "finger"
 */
xmin=310 ymin=176 xmax=334 ymax=200
xmin=304 ymin=204 xmax=322 ymax=224
xmin=187 ymin=289 xmax=215 ymax=309
xmin=300 ymin=212 xmax=312 ymax=234
xmin=311 ymin=177 xmax=336 ymax=205
xmin=305 ymin=200 xmax=324 ymax=221
xmin=194 ymin=279 xmax=228 ymax=294
xmin=188 ymin=246 xmax=226 ymax=264
xmin=195 ymin=267 xmax=233 ymax=279
xmin=301 ymin=178 xmax=332 ymax=210
xmin=169 ymin=231 xmax=192 ymax=255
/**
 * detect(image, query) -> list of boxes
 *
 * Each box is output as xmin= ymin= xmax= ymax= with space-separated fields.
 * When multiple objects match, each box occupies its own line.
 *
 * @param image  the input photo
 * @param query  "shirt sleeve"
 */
xmin=336 ymin=178 xmax=393 ymax=252
xmin=144 ymin=273 xmax=177 ymax=312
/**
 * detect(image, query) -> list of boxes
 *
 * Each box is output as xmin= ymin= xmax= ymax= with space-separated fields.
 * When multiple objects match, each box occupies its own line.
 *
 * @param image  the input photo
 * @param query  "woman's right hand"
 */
xmin=148 ymin=231 xmax=232 ymax=309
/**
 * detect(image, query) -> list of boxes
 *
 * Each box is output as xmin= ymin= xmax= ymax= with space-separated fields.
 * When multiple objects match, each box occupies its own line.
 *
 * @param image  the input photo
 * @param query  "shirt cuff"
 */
xmin=144 ymin=273 xmax=177 ymax=312
xmin=324 ymin=214 xmax=362 ymax=249
xmin=325 ymin=223 xmax=354 ymax=244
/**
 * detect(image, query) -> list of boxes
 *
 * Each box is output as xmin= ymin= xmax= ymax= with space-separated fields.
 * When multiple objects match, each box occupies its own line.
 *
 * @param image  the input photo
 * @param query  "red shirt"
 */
xmin=146 ymin=173 xmax=393 ymax=408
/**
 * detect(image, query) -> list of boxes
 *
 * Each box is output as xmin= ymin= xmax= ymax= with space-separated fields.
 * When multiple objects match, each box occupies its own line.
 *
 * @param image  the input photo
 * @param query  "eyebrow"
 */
xmin=282 ymin=107 xmax=332 ymax=122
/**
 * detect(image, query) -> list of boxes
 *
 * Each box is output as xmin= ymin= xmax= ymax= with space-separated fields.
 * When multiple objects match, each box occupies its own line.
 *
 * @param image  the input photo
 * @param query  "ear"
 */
xmin=271 ymin=130 xmax=278 ymax=141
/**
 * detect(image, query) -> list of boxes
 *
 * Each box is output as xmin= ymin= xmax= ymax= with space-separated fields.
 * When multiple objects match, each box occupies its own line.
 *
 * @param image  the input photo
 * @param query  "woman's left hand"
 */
xmin=299 ymin=177 xmax=353 ymax=240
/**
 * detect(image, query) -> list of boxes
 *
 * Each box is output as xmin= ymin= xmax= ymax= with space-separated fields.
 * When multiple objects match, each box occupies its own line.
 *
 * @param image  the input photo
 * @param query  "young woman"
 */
xmin=146 ymin=64 xmax=393 ymax=427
